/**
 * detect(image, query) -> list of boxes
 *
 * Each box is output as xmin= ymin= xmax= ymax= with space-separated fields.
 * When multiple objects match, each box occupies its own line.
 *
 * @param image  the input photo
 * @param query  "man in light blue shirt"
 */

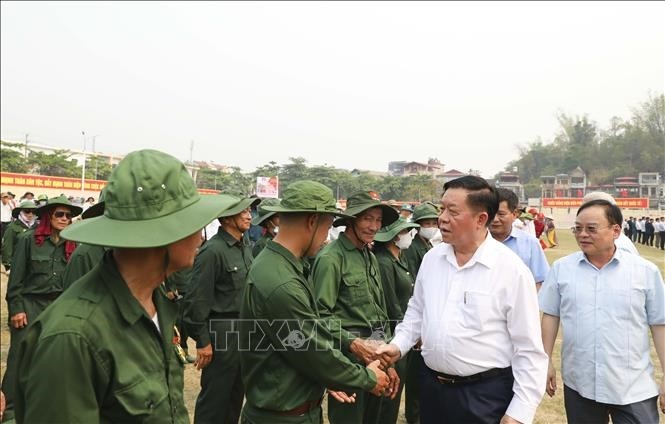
xmin=490 ymin=188 xmax=549 ymax=289
xmin=539 ymin=199 xmax=665 ymax=423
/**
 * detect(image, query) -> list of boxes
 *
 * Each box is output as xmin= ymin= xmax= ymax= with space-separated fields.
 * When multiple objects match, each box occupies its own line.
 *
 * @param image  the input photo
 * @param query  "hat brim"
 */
xmin=61 ymin=195 xmax=234 ymax=248
xmin=263 ymin=204 xmax=354 ymax=220
xmin=374 ymin=222 xmax=420 ymax=243
xmin=12 ymin=206 xmax=37 ymax=218
xmin=333 ymin=204 xmax=399 ymax=228
xmin=81 ymin=202 xmax=105 ymax=219
xmin=252 ymin=211 xmax=277 ymax=226
xmin=35 ymin=203 xmax=83 ymax=218
xmin=413 ymin=213 xmax=439 ymax=222
xmin=219 ymin=197 xmax=261 ymax=218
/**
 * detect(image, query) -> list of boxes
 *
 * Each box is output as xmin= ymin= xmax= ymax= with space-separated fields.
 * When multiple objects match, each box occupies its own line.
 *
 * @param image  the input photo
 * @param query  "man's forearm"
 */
xmin=541 ymin=313 xmax=560 ymax=357
xmin=650 ymin=325 xmax=665 ymax=379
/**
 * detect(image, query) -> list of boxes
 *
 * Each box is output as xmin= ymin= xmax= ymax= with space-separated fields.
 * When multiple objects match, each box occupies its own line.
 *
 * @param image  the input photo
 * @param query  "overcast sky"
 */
xmin=2 ymin=1 xmax=664 ymax=177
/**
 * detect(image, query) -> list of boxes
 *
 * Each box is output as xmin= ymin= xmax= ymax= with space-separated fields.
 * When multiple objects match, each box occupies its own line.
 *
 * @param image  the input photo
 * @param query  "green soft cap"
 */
xmin=61 ymin=149 xmax=239 ymax=248
xmin=332 ymin=191 xmax=399 ymax=228
xmin=251 ymin=198 xmax=281 ymax=225
xmin=217 ymin=194 xmax=261 ymax=218
xmin=412 ymin=202 xmax=440 ymax=222
xmin=262 ymin=180 xmax=353 ymax=219
xmin=35 ymin=195 xmax=83 ymax=218
xmin=374 ymin=217 xmax=420 ymax=243
xmin=12 ymin=200 xmax=37 ymax=218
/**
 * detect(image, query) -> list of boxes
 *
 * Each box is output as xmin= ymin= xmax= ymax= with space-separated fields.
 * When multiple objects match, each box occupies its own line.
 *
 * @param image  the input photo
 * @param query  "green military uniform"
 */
xmin=165 ymin=267 xmax=193 ymax=353
xmin=61 ymin=243 xmax=107 ymax=289
xmin=374 ymin=217 xmax=419 ymax=424
xmin=312 ymin=191 xmax=399 ymax=424
xmin=251 ymin=198 xmax=280 ymax=257
xmin=400 ymin=202 xmax=439 ymax=424
xmin=15 ymin=253 xmax=188 ymax=423
xmin=240 ymin=181 xmax=379 ymax=424
xmin=12 ymin=149 xmax=236 ymax=423
xmin=2 ymin=196 xmax=82 ymax=422
xmin=183 ymin=194 xmax=259 ymax=424
xmin=1 ymin=200 xmax=37 ymax=271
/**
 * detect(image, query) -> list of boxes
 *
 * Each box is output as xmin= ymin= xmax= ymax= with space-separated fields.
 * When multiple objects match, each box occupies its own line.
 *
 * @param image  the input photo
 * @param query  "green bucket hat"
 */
xmin=61 ymin=149 xmax=239 ymax=248
xmin=37 ymin=194 xmax=48 ymax=201
xmin=262 ymin=180 xmax=353 ymax=219
xmin=35 ymin=195 xmax=83 ymax=218
xmin=217 ymin=194 xmax=261 ymax=218
xmin=81 ymin=188 xmax=106 ymax=220
xmin=12 ymin=200 xmax=37 ymax=219
xmin=374 ymin=217 xmax=420 ymax=243
xmin=251 ymin=198 xmax=281 ymax=226
xmin=412 ymin=202 xmax=440 ymax=223
xmin=520 ymin=212 xmax=534 ymax=221
xmin=332 ymin=191 xmax=399 ymax=228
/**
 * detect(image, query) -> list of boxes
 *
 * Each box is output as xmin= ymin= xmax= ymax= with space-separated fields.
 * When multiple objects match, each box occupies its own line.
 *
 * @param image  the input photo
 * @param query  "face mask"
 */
xmin=395 ymin=233 xmax=413 ymax=250
xmin=419 ymin=227 xmax=439 ymax=240
xmin=272 ymin=226 xmax=279 ymax=234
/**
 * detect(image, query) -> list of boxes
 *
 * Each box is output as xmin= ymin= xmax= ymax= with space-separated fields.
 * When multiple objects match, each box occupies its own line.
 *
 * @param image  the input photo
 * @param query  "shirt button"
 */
xmin=146 ymin=401 xmax=155 ymax=409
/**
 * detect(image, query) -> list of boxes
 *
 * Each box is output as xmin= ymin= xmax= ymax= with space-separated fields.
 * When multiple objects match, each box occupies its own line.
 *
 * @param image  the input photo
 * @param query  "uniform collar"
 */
xmin=338 ymin=231 xmax=367 ymax=251
xmin=219 ymin=228 xmax=243 ymax=247
xmin=265 ymin=239 xmax=305 ymax=275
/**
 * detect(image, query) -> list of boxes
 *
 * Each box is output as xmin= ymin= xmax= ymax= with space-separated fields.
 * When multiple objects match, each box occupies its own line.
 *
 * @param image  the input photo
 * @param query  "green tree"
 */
xmin=85 ymin=155 xmax=113 ymax=180
xmin=27 ymin=149 xmax=81 ymax=177
xmin=0 ymin=141 xmax=29 ymax=173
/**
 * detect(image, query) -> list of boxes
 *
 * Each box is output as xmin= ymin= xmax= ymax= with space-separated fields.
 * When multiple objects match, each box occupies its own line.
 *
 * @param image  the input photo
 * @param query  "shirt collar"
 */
xmin=99 ymin=252 xmax=148 ymax=325
xmin=439 ymin=230 xmax=497 ymax=270
xmin=219 ymin=228 xmax=243 ymax=247
xmin=339 ymin=231 xmax=365 ymax=251
xmin=265 ymin=239 xmax=305 ymax=275
xmin=577 ymin=246 xmax=623 ymax=268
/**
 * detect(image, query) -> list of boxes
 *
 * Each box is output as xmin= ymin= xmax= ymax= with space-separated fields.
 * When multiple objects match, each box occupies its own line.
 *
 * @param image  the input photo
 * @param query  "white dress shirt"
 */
xmin=615 ymin=232 xmax=639 ymax=256
xmin=392 ymin=231 xmax=547 ymax=424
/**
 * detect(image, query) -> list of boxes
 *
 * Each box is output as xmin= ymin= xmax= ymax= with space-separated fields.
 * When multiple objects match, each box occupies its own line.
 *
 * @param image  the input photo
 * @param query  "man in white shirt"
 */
xmin=377 ymin=176 xmax=547 ymax=424
xmin=1 ymin=192 xmax=14 ymax=241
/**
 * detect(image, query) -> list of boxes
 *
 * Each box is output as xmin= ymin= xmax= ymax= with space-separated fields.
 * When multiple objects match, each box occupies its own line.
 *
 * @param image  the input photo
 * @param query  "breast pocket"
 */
xmin=342 ymin=276 xmax=369 ymax=306
xmin=114 ymin=376 xmax=169 ymax=419
xmin=461 ymin=291 xmax=493 ymax=332
xmin=30 ymin=256 xmax=52 ymax=278
xmin=223 ymin=265 xmax=247 ymax=292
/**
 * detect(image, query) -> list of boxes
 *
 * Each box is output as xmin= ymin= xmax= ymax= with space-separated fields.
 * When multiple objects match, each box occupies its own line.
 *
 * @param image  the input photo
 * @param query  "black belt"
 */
xmin=266 ymin=397 xmax=323 ymax=417
xmin=429 ymin=366 xmax=512 ymax=385
xmin=25 ymin=292 xmax=61 ymax=301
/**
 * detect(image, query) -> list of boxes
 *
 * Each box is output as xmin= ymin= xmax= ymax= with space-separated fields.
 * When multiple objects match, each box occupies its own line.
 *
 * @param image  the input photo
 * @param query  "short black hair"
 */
xmin=495 ymin=188 xmax=519 ymax=212
xmin=576 ymin=199 xmax=622 ymax=226
xmin=442 ymin=175 xmax=498 ymax=226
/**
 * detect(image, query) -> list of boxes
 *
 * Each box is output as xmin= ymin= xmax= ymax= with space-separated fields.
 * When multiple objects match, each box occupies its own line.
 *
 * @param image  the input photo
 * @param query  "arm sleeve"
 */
xmin=16 ymin=331 xmax=107 ymax=424
xmin=6 ymin=233 xmax=30 ymax=315
xmin=391 ymin=259 xmax=425 ymax=357
xmin=183 ymin=246 xmax=219 ymax=348
xmin=504 ymin=267 xmax=548 ymax=424
xmin=645 ymin=264 xmax=665 ymax=325
xmin=266 ymin=283 xmax=377 ymax=392
xmin=378 ymin=256 xmax=402 ymax=322
xmin=311 ymin=253 xmax=356 ymax=351
xmin=530 ymin=239 xmax=550 ymax=283
xmin=538 ymin=263 xmax=561 ymax=316
xmin=2 ymin=226 xmax=16 ymax=267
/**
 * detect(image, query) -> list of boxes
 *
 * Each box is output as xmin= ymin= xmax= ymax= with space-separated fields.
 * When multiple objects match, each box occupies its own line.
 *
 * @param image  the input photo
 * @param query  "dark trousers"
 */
xmin=405 ymin=349 xmax=424 ymax=423
xmin=637 ymin=230 xmax=643 ymax=243
xmin=420 ymin=366 xmax=514 ymax=424
xmin=194 ymin=319 xmax=244 ymax=424
xmin=659 ymin=231 xmax=665 ymax=250
xmin=564 ymin=385 xmax=659 ymax=424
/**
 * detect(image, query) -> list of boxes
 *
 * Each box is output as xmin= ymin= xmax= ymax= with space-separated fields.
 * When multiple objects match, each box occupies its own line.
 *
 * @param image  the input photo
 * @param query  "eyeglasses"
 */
xmin=23 ymin=210 xmax=34 ymax=214
xmin=53 ymin=211 xmax=73 ymax=219
xmin=571 ymin=225 xmax=614 ymax=235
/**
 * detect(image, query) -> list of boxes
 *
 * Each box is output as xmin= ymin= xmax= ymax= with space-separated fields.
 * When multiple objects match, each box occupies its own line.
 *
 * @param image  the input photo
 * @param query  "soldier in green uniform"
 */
xmin=239 ymin=180 xmax=396 ymax=424
xmin=251 ymin=197 xmax=281 ymax=257
xmin=401 ymin=201 xmax=440 ymax=424
xmin=13 ymin=149 xmax=234 ymax=423
xmin=1 ymin=200 xmax=37 ymax=272
xmin=311 ymin=191 xmax=399 ymax=424
xmin=1 ymin=195 xmax=82 ymax=421
xmin=61 ymin=191 xmax=107 ymax=289
xmin=373 ymin=217 xmax=420 ymax=423
xmin=183 ymin=193 xmax=260 ymax=424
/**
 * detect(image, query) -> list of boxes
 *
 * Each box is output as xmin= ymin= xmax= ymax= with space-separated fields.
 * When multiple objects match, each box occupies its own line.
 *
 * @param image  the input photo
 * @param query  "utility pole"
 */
xmin=24 ymin=133 xmax=29 ymax=159
xmin=189 ymin=140 xmax=194 ymax=165
xmin=81 ymin=131 xmax=87 ymax=197
xmin=92 ymin=135 xmax=100 ymax=179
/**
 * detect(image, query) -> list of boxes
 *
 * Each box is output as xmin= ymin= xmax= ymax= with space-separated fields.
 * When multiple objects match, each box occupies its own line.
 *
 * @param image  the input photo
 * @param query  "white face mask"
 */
xmin=419 ymin=227 xmax=439 ymax=240
xmin=272 ymin=226 xmax=279 ymax=234
xmin=395 ymin=233 xmax=413 ymax=250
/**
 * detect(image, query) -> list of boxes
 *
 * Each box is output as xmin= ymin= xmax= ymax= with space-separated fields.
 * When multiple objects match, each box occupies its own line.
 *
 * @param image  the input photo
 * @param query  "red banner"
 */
xmin=1 ymin=172 xmax=220 ymax=195
xmin=542 ymin=197 xmax=649 ymax=208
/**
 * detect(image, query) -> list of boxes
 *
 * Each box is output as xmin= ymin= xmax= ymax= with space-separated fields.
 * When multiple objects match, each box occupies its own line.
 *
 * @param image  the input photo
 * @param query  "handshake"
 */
xmin=344 ymin=338 xmax=404 ymax=400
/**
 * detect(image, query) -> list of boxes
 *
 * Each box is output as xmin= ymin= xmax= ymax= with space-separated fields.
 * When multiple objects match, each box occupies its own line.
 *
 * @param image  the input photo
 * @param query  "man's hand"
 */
xmin=328 ymin=389 xmax=357 ymax=403
xmin=350 ymin=338 xmax=378 ymax=365
xmin=385 ymin=367 xmax=400 ymax=399
xmin=0 ymin=390 xmax=5 ymax=421
xmin=10 ymin=312 xmax=28 ymax=329
xmin=546 ymin=359 xmax=557 ymax=397
xmin=366 ymin=360 xmax=389 ymax=396
xmin=499 ymin=415 xmax=522 ymax=424
xmin=195 ymin=343 xmax=213 ymax=370
xmin=375 ymin=342 xmax=401 ymax=368
xmin=659 ymin=379 xmax=664 ymax=414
